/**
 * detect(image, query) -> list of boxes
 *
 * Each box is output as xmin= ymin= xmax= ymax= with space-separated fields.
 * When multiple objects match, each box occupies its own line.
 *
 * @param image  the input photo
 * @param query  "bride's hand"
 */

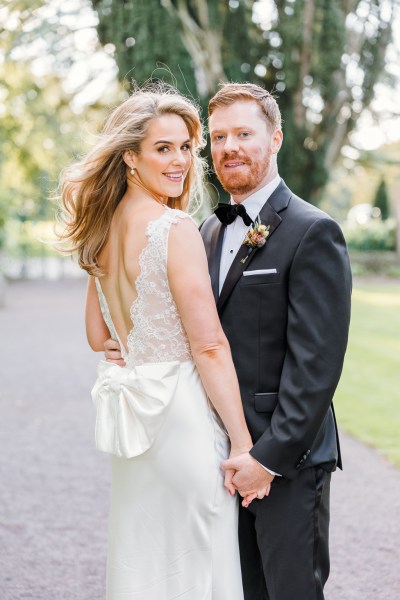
xmin=104 ymin=338 xmax=125 ymax=367
xmin=241 ymin=483 xmax=272 ymax=508
xmin=223 ymin=445 xmax=252 ymax=497
xmin=224 ymin=468 xmax=237 ymax=496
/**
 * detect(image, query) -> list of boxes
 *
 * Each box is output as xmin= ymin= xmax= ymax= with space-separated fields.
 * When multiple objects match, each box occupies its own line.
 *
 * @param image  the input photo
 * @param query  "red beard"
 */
xmin=214 ymin=151 xmax=271 ymax=196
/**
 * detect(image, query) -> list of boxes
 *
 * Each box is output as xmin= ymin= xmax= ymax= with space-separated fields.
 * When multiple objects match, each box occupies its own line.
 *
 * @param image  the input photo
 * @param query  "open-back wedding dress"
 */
xmin=92 ymin=207 xmax=244 ymax=600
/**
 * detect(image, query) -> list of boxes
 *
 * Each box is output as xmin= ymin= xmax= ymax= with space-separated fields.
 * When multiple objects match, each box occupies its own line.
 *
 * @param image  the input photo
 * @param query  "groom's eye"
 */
xmin=213 ymin=134 xmax=225 ymax=142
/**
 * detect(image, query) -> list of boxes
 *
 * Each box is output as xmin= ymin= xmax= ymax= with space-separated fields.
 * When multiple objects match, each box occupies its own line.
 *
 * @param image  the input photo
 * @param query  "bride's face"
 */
xmin=132 ymin=113 xmax=192 ymax=199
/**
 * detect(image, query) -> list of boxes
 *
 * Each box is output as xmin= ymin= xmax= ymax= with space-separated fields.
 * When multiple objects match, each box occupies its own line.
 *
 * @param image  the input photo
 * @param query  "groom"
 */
xmin=201 ymin=83 xmax=351 ymax=600
xmin=105 ymin=83 xmax=352 ymax=600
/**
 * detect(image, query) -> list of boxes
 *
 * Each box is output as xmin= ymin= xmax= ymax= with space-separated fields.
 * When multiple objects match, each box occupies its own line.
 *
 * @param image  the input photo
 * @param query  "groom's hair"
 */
xmin=208 ymin=83 xmax=281 ymax=131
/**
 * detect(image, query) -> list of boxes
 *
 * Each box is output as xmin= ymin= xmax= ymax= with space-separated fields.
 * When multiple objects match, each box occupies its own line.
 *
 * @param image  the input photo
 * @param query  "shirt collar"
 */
xmin=230 ymin=175 xmax=281 ymax=222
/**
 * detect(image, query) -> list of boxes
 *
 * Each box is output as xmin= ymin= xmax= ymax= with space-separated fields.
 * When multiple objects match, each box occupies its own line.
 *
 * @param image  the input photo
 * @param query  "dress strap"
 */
xmin=95 ymin=278 xmax=128 ymax=359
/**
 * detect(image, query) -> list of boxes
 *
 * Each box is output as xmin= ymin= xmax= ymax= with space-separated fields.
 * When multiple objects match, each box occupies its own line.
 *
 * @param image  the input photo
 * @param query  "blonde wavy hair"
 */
xmin=57 ymin=84 xmax=206 ymax=276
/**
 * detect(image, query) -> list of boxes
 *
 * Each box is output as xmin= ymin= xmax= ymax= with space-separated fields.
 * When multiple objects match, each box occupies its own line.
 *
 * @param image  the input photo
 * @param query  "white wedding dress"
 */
xmin=92 ymin=208 xmax=244 ymax=600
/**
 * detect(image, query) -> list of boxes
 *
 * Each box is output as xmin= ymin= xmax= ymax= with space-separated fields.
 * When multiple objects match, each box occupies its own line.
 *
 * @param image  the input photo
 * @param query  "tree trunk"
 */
xmin=162 ymin=0 xmax=227 ymax=97
xmin=293 ymin=0 xmax=314 ymax=128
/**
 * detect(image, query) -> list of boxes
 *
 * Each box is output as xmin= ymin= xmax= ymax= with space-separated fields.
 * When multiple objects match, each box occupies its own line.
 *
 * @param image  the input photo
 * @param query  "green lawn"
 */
xmin=334 ymin=281 xmax=400 ymax=466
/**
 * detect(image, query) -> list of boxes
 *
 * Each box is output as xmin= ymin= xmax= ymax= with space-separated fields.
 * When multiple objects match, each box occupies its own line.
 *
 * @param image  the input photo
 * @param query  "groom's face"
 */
xmin=209 ymin=100 xmax=282 ymax=201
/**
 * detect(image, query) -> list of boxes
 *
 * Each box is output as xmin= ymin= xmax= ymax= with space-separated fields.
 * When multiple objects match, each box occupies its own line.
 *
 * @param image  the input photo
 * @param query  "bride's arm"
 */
xmin=168 ymin=218 xmax=253 ymax=457
xmin=85 ymin=276 xmax=111 ymax=351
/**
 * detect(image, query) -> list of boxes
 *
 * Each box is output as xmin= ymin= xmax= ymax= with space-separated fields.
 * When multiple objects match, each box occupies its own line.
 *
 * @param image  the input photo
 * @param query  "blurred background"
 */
xmin=0 ymin=2 xmax=399 ymax=598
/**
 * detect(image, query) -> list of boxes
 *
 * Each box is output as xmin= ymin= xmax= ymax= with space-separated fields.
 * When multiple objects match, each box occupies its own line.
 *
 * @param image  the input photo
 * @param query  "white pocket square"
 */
xmin=243 ymin=268 xmax=278 ymax=276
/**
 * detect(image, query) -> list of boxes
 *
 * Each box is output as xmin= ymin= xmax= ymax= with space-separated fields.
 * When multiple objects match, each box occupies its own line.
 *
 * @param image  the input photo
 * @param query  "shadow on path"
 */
xmin=0 ymin=280 xmax=399 ymax=599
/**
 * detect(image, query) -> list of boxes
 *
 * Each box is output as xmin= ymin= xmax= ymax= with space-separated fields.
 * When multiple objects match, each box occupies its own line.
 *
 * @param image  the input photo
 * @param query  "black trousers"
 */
xmin=239 ymin=466 xmax=331 ymax=600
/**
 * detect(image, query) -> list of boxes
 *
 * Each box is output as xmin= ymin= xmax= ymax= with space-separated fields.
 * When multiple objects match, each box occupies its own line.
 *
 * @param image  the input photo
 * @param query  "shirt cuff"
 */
xmin=256 ymin=460 xmax=281 ymax=477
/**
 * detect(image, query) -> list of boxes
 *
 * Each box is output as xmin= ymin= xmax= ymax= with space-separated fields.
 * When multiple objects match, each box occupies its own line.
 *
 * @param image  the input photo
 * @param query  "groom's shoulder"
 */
xmin=279 ymin=185 xmax=345 ymax=246
xmin=287 ymin=189 xmax=336 ymax=229
xmin=274 ymin=180 xmax=334 ymax=228
xmin=198 ymin=212 xmax=218 ymax=239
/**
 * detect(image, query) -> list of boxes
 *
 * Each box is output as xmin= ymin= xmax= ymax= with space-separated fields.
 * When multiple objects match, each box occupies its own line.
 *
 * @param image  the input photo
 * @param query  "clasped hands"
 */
xmin=103 ymin=340 xmax=273 ymax=507
xmin=222 ymin=452 xmax=274 ymax=508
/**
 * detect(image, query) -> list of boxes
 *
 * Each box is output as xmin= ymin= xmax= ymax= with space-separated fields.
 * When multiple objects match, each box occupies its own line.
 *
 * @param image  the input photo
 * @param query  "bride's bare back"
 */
xmin=96 ymin=198 xmax=166 ymax=352
xmin=95 ymin=198 xmax=193 ymax=367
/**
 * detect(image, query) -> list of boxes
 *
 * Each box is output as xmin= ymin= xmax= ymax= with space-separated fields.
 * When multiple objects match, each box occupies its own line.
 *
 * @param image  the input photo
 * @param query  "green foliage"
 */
xmin=92 ymin=0 xmax=196 ymax=95
xmin=0 ymin=0 xmax=112 ymax=253
xmin=220 ymin=3 xmax=262 ymax=85
xmin=342 ymin=218 xmax=396 ymax=251
xmin=0 ymin=60 xmax=84 ymax=237
xmin=335 ymin=284 xmax=400 ymax=466
xmin=373 ymin=178 xmax=390 ymax=220
xmin=348 ymin=251 xmax=400 ymax=277
xmin=4 ymin=220 xmax=60 ymax=258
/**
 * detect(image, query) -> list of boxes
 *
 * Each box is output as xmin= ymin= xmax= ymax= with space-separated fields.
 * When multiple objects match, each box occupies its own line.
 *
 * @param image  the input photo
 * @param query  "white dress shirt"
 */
xmin=219 ymin=175 xmax=281 ymax=293
xmin=218 ymin=175 xmax=282 ymax=477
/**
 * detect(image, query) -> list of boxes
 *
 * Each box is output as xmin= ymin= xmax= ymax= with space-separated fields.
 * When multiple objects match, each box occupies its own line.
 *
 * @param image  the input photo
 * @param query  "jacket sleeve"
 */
xmin=250 ymin=217 xmax=352 ymax=479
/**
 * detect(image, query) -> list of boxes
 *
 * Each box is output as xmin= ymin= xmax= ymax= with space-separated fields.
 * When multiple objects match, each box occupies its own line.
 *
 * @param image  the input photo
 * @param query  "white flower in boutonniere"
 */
xmin=241 ymin=217 xmax=270 ymax=264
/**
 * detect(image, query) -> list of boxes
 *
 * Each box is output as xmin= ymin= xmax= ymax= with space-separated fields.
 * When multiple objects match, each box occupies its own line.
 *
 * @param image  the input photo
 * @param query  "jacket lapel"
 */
xmin=217 ymin=182 xmax=291 ymax=312
xmin=208 ymin=220 xmax=225 ymax=303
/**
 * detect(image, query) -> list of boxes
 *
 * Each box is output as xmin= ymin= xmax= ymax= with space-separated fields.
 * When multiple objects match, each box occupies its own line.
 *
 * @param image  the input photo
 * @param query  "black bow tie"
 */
xmin=214 ymin=203 xmax=253 ymax=227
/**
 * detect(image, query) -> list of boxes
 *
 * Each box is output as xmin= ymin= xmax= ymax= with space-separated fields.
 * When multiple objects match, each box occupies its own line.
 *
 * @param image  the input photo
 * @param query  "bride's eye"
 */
xmin=158 ymin=146 xmax=169 ymax=153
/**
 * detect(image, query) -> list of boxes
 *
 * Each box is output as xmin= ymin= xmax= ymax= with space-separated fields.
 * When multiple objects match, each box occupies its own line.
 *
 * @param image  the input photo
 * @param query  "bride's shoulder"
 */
xmin=122 ymin=205 xmax=196 ymax=245
xmin=167 ymin=210 xmax=204 ymax=258
xmin=167 ymin=211 xmax=208 ymax=276
xmin=163 ymin=207 xmax=194 ymax=225
xmin=165 ymin=208 xmax=198 ymax=237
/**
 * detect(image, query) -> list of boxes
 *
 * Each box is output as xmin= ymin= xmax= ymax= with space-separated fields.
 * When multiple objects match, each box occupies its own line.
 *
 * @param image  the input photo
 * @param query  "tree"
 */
xmin=268 ymin=0 xmax=396 ymax=201
xmin=92 ymin=1 xmax=196 ymax=95
xmin=373 ymin=177 xmax=390 ymax=220
xmin=0 ymin=0 xmax=109 ymax=247
xmin=91 ymin=0 xmax=398 ymax=203
xmin=0 ymin=60 xmax=83 ymax=227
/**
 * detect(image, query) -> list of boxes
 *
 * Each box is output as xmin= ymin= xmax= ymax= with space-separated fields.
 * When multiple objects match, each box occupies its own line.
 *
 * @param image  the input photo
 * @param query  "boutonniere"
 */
xmin=240 ymin=217 xmax=270 ymax=264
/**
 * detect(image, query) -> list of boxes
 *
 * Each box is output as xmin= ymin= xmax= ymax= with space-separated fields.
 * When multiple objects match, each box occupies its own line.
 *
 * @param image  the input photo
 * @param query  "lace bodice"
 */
xmin=95 ymin=208 xmax=193 ymax=367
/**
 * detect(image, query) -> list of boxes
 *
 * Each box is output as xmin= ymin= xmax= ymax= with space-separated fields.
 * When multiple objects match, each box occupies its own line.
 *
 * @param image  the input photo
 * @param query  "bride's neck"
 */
xmin=125 ymin=175 xmax=168 ymax=206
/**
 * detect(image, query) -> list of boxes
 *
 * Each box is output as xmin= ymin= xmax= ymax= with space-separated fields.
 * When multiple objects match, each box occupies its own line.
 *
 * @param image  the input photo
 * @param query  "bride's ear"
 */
xmin=123 ymin=150 xmax=136 ymax=170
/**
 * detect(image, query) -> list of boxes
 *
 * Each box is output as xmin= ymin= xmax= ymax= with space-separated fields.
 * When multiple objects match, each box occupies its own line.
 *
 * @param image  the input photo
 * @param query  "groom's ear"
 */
xmin=270 ymin=129 xmax=283 ymax=155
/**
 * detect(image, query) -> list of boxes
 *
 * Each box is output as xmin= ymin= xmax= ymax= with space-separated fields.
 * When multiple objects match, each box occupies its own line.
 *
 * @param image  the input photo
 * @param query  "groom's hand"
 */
xmin=241 ymin=484 xmax=272 ymax=508
xmin=104 ymin=338 xmax=125 ymax=367
xmin=222 ymin=453 xmax=274 ymax=495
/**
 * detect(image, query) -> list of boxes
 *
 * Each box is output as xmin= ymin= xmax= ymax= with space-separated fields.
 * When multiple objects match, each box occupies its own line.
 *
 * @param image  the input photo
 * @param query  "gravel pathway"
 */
xmin=1 ymin=279 xmax=399 ymax=600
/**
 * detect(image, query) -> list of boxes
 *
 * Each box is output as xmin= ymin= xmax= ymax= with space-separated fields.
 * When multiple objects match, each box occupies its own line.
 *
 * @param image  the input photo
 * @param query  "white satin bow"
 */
xmin=91 ymin=360 xmax=180 ymax=458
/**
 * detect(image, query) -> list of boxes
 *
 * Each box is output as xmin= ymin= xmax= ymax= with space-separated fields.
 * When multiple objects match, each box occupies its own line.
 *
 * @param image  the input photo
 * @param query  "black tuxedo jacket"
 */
xmin=200 ymin=181 xmax=352 ymax=479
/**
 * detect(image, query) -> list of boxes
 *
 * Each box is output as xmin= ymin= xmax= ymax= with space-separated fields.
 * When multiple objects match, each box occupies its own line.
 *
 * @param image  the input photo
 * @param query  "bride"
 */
xmin=58 ymin=85 xmax=268 ymax=599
